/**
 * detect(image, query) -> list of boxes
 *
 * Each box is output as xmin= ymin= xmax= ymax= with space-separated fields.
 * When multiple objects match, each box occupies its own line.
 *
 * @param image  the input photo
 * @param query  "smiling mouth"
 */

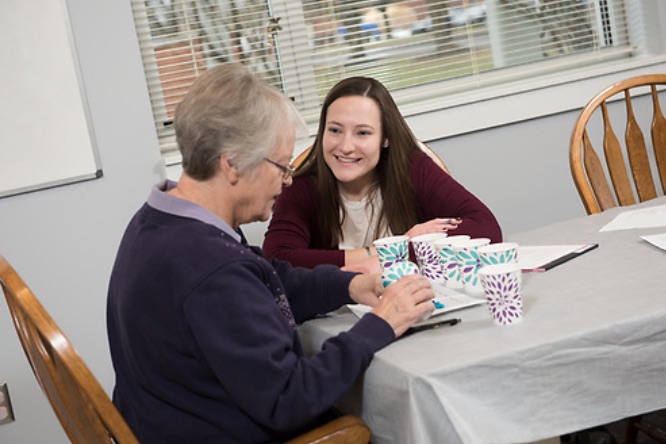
xmin=334 ymin=155 xmax=361 ymax=164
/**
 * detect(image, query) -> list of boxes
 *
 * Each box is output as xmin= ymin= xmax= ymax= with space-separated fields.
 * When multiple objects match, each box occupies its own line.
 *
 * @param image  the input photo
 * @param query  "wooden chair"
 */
xmin=0 ymin=255 xmax=371 ymax=444
xmin=624 ymin=414 xmax=666 ymax=444
xmin=570 ymin=75 xmax=666 ymax=443
xmin=0 ymin=255 xmax=140 ymax=443
xmin=286 ymin=415 xmax=371 ymax=444
xmin=293 ymin=140 xmax=451 ymax=174
xmin=569 ymin=74 xmax=666 ymax=214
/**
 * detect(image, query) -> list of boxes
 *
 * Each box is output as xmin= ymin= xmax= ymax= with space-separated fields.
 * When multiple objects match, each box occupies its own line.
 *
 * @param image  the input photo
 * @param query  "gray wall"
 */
xmin=430 ymin=112 xmax=588 ymax=237
xmin=0 ymin=0 xmax=164 ymax=442
xmin=0 ymin=1 xmax=660 ymax=443
xmin=238 ymin=111 xmax=591 ymax=249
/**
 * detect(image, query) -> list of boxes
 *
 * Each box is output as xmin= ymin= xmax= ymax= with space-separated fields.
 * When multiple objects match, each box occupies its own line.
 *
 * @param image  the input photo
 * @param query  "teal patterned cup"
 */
xmin=433 ymin=235 xmax=471 ymax=290
xmin=373 ymin=235 xmax=409 ymax=269
xmin=478 ymin=242 xmax=519 ymax=267
xmin=380 ymin=260 xmax=420 ymax=288
xmin=451 ymin=238 xmax=491 ymax=296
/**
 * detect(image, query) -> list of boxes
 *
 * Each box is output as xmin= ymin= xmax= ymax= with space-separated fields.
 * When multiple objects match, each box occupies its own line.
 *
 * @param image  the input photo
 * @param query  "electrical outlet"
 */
xmin=0 ymin=382 xmax=15 ymax=425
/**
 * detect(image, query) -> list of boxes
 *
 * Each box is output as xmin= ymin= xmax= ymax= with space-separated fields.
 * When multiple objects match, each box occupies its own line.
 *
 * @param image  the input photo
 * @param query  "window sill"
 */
xmin=404 ymin=55 xmax=666 ymax=142
xmin=163 ymin=55 xmax=666 ymax=167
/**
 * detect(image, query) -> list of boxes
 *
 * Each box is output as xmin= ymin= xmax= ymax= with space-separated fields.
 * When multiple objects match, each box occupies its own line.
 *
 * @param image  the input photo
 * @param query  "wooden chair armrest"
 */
xmin=285 ymin=415 xmax=371 ymax=444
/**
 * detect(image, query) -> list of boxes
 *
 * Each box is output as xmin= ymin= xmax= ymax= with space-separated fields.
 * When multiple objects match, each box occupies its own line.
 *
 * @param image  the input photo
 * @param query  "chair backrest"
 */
xmin=292 ymin=140 xmax=451 ymax=174
xmin=0 ymin=256 xmax=139 ymax=444
xmin=418 ymin=140 xmax=451 ymax=175
xmin=569 ymin=74 xmax=666 ymax=214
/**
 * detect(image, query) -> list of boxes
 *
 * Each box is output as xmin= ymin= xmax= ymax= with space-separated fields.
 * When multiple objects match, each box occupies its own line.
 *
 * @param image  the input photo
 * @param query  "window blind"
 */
xmin=130 ymin=0 xmax=637 ymax=157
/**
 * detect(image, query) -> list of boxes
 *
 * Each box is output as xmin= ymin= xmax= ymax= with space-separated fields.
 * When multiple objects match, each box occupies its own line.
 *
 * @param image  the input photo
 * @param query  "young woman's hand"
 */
xmin=404 ymin=218 xmax=461 ymax=238
xmin=343 ymin=247 xmax=381 ymax=274
xmin=342 ymin=254 xmax=382 ymax=274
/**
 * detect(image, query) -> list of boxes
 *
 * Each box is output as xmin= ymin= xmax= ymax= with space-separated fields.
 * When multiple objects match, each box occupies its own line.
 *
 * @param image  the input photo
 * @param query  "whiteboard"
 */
xmin=0 ymin=0 xmax=101 ymax=199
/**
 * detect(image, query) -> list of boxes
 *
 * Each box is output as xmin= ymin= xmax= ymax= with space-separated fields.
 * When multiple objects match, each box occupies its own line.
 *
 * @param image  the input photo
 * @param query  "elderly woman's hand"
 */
xmin=349 ymin=273 xmax=435 ymax=337
xmin=370 ymin=274 xmax=435 ymax=337
xmin=348 ymin=273 xmax=383 ymax=307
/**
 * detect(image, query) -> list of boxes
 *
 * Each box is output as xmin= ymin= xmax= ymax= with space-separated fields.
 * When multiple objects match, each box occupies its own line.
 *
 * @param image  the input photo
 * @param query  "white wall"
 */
xmin=0 ymin=1 xmax=662 ymax=443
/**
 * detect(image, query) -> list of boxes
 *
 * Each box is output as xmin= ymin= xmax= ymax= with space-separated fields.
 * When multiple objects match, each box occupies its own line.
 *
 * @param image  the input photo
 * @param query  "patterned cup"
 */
xmin=433 ymin=235 xmax=471 ymax=289
xmin=373 ymin=236 xmax=410 ymax=269
xmin=380 ymin=260 xmax=420 ymax=288
xmin=478 ymin=242 xmax=519 ymax=267
xmin=451 ymin=238 xmax=491 ymax=296
xmin=478 ymin=263 xmax=523 ymax=326
xmin=410 ymin=233 xmax=448 ymax=283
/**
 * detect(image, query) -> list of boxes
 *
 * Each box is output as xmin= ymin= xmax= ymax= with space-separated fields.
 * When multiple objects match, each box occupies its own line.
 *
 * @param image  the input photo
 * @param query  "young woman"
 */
xmin=263 ymin=76 xmax=502 ymax=272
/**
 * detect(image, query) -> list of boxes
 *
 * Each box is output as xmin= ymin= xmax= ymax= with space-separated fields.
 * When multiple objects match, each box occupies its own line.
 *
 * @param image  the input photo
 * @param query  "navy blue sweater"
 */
xmin=107 ymin=204 xmax=394 ymax=443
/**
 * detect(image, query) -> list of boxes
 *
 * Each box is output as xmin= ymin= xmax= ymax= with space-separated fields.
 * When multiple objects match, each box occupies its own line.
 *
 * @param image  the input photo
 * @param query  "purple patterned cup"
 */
xmin=478 ymin=263 xmax=523 ymax=326
xmin=410 ymin=233 xmax=448 ymax=283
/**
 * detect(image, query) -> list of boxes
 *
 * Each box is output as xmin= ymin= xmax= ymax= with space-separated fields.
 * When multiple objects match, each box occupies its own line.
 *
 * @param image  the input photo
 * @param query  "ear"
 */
xmin=383 ymin=139 xmax=389 ymax=148
xmin=219 ymin=155 xmax=240 ymax=185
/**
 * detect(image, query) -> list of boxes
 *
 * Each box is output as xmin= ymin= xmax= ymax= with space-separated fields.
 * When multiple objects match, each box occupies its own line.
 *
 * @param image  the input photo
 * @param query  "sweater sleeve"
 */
xmin=411 ymin=152 xmax=503 ymax=243
xmin=183 ymin=259 xmax=394 ymax=433
xmin=263 ymin=176 xmax=346 ymax=268
xmin=269 ymin=256 xmax=357 ymax=323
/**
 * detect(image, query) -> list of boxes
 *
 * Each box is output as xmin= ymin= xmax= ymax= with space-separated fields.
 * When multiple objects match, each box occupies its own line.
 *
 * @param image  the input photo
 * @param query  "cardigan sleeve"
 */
xmin=183 ymin=259 xmax=394 ymax=433
xmin=411 ymin=152 xmax=503 ymax=243
xmin=263 ymin=176 xmax=346 ymax=268
xmin=267 ymin=250 xmax=356 ymax=323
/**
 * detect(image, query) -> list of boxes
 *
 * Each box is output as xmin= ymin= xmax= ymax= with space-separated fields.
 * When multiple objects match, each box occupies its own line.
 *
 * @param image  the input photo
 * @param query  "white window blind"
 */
xmin=131 ymin=1 xmax=641 ymax=158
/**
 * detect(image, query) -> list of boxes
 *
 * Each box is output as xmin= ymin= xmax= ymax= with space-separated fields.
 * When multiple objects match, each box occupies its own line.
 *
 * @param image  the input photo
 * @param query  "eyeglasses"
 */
xmin=263 ymin=157 xmax=295 ymax=178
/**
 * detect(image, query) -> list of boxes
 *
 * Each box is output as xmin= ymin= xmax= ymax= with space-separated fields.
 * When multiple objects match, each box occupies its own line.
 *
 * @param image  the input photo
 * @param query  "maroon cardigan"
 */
xmin=263 ymin=151 xmax=502 ymax=268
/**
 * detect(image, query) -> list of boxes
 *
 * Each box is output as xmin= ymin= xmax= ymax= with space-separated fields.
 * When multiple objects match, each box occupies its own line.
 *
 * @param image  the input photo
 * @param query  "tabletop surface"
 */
xmin=298 ymin=197 xmax=666 ymax=444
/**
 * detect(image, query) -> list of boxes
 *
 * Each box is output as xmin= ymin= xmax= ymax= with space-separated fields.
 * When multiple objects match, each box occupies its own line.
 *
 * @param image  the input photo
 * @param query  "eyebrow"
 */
xmin=326 ymin=121 xmax=376 ymax=131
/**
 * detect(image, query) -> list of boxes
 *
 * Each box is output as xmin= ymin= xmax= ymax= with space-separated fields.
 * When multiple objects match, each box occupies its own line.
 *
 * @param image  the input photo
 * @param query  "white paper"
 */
xmin=599 ymin=204 xmax=666 ymax=232
xmin=518 ymin=245 xmax=588 ymax=271
xmin=641 ymin=233 xmax=666 ymax=251
xmin=347 ymin=283 xmax=484 ymax=326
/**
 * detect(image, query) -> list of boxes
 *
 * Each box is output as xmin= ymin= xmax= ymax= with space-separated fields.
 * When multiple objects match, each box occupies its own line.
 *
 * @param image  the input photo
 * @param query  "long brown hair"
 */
xmin=297 ymin=77 xmax=420 ymax=248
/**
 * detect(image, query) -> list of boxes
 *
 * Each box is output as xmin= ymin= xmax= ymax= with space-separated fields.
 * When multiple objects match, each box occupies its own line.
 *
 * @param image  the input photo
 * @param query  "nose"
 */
xmin=339 ymin=133 xmax=355 ymax=154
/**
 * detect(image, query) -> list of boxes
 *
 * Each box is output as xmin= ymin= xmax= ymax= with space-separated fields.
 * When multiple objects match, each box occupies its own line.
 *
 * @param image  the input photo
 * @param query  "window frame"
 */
xmin=161 ymin=0 xmax=666 ymax=166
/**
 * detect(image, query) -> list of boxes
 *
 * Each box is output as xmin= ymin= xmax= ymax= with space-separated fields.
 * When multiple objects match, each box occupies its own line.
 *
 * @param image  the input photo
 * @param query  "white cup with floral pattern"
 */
xmin=478 ymin=263 xmax=523 ymax=326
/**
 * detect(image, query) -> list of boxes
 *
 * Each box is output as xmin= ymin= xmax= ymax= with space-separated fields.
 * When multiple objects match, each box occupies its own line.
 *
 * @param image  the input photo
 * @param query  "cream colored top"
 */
xmin=338 ymin=191 xmax=391 ymax=249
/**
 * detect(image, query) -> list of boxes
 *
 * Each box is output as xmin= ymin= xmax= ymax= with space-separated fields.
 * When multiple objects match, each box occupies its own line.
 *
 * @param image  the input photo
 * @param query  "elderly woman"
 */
xmin=106 ymin=63 xmax=435 ymax=443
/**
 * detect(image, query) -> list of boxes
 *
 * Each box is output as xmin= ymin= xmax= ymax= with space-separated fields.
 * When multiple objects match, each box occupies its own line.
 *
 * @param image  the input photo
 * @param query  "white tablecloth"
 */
xmin=298 ymin=198 xmax=666 ymax=444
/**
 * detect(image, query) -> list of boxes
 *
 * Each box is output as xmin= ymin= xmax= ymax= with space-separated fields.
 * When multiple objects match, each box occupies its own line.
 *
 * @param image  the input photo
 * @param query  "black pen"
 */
xmin=536 ymin=243 xmax=599 ymax=271
xmin=403 ymin=318 xmax=461 ymax=337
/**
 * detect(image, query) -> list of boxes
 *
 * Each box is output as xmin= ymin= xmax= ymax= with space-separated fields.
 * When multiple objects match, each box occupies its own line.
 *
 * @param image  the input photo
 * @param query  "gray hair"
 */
xmin=174 ymin=63 xmax=306 ymax=180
